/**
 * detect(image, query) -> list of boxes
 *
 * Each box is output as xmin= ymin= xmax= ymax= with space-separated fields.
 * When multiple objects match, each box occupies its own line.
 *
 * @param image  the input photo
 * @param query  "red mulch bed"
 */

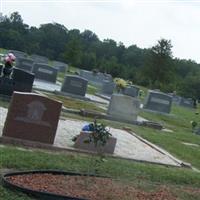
xmin=6 ymin=173 xmax=177 ymax=200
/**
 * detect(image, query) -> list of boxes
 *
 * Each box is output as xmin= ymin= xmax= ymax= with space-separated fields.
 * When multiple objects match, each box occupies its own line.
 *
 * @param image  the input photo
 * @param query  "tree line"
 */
xmin=1 ymin=12 xmax=200 ymax=99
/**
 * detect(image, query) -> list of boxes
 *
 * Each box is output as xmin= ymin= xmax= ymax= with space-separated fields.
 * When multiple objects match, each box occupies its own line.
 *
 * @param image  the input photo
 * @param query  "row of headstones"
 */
xmin=8 ymin=50 xmax=68 ymax=83
xmin=0 ymin=90 xmax=168 ymax=145
xmin=60 ymin=75 xmax=140 ymax=98
xmin=108 ymin=89 xmax=196 ymax=122
xmin=1 ymin=90 xmax=195 ymax=147
xmin=79 ymin=69 xmax=113 ymax=87
xmin=60 ymin=75 xmax=195 ymax=112
xmin=9 ymin=50 xmax=68 ymax=72
xmin=1 ymin=90 xmax=172 ymax=147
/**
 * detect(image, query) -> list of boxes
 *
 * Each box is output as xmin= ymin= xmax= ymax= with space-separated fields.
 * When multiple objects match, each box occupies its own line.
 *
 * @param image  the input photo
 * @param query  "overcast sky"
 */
xmin=1 ymin=0 xmax=200 ymax=63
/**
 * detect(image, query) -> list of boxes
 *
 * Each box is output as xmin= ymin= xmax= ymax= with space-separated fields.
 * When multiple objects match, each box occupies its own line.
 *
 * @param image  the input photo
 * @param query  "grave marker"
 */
xmin=144 ymin=90 xmax=172 ymax=113
xmin=16 ymin=57 xmax=34 ymax=72
xmin=107 ymin=94 xmax=140 ymax=122
xmin=30 ymin=54 xmax=49 ymax=63
xmin=52 ymin=61 xmax=68 ymax=73
xmin=61 ymin=75 xmax=88 ymax=96
xmin=8 ymin=50 xmax=27 ymax=58
xmin=101 ymin=81 xmax=115 ymax=95
xmin=123 ymin=85 xmax=140 ymax=97
xmin=32 ymin=63 xmax=58 ymax=83
xmin=3 ymin=92 xmax=62 ymax=144
xmin=12 ymin=68 xmax=34 ymax=92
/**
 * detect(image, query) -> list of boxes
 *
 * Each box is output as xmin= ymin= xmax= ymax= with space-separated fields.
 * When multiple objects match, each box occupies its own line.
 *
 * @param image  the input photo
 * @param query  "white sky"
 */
xmin=1 ymin=0 xmax=200 ymax=63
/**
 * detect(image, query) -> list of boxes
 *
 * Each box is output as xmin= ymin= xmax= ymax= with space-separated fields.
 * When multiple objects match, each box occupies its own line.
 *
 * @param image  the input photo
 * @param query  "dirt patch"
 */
xmin=6 ymin=173 xmax=177 ymax=200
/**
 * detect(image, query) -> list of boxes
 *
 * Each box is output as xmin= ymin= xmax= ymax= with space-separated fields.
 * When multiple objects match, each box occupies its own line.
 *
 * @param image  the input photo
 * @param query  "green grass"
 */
xmin=46 ymin=93 xmax=105 ymax=113
xmin=57 ymin=72 xmax=66 ymax=82
xmin=1 ymin=145 xmax=200 ymax=199
xmin=2 ymin=79 xmax=200 ymax=198
xmin=87 ymin=84 xmax=98 ymax=95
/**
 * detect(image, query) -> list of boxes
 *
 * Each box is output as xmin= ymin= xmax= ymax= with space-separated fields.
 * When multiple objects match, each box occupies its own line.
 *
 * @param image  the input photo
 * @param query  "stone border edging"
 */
xmin=123 ymin=127 xmax=191 ymax=168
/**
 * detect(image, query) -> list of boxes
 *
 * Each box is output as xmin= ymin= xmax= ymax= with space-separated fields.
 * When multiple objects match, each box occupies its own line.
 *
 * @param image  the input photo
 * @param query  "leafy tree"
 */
xmin=142 ymin=39 xmax=175 ymax=91
xmin=178 ymin=73 xmax=200 ymax=99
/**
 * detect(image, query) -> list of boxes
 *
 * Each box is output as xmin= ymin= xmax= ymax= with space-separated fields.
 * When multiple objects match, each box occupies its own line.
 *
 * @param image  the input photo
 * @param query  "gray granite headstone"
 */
xmin=171 ymin=95 xmax=182 ymax=105
xmin=52 ymin=61 xmax=68 ymax=73
xmin=80 ymin=70 xmax=112 ymax=86
xmin=32 ymin=63 xmax=58 ymax=83
xmin=101 ymin=81 xmax=115 ymax=95
xmin=30 ymin=54 xmax=49 ymax=64
xmin=144 ymin=90 xmax=172 ymax=113
xmin=179 ymin=97 xmax=193 ymax=108
xmin=15 ymin=57 xmax=34 ymax=72
xmin=107 ymin=94 xmax=140 ymax=122
xmin=123 ymin=85 xmax=140 ymax=97
xmin=8 ymin=50 xmax=27 ymax=58
xmin=12 ymin=68 xmax=35 ymax=92
xmin=61 ymin=75 xmax=88 ymax=96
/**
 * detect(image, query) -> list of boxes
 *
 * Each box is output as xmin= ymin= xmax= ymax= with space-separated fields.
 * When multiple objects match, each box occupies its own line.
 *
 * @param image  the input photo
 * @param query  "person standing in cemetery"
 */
xmin=3 ymin=53 xmax=16 ymax=78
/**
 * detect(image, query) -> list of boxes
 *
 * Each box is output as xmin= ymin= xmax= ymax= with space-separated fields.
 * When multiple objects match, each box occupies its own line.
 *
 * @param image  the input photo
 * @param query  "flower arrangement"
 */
xmin=114 ymin=78 xmax=131 ymax=92
xmin=84 ymin=120 xmax=112 ymax=147
xmin=72 ymin=119 xmax=112 ymax=148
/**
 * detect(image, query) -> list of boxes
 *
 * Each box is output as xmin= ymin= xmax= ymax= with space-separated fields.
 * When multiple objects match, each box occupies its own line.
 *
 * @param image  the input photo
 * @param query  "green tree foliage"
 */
xmin=178 ymin=73 xmax=200 ymax=99
xmin=142 ymin=39 xmax=175 ymax=91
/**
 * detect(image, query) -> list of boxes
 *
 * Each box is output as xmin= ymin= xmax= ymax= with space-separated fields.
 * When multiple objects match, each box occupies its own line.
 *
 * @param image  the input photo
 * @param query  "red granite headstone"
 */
xmin=3 ymin=92 xmax=62 ymax=144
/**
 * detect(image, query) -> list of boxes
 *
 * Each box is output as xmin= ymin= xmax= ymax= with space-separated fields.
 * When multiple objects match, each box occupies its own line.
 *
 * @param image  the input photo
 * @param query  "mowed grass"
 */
xmin=1 ymin=145 xmax=200 ymax=199
xmin=46 ymin=93 xmax=106 ymax=113
xmin=133 ymin=104 xmax=200 ymax=169
xmin=1 ymin=91 xmax=200 ymax=199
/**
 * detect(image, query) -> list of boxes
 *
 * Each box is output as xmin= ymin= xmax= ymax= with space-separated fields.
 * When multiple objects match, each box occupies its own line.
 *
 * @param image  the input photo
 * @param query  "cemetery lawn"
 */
xmin=2 ymin=100 xmax=200 ymax=199
xmin=46 ymin=93 xmax=106 ymax=113
xmin=1 ymin=145 xmax=200 ymax=200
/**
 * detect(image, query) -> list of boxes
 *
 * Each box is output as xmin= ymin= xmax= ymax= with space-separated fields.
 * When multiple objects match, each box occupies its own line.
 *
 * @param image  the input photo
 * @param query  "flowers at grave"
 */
xmin=114 ymin=78 xmax=128 ymax=92
xmin=72 ymin=119 xmax=112 ymax=147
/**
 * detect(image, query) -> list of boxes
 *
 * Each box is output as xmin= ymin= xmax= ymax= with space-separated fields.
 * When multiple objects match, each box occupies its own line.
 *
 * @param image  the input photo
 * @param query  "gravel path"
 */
xmin=0 ymin=107 xmax=180 ymax=167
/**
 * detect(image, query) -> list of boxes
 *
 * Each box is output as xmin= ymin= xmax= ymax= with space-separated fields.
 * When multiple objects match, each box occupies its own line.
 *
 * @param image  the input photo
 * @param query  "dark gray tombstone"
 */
xmin=171 ymin=95 xmax=182 ymax=104
xmin=15 ymin=57 xmax=34 ymax=72
xmin=101 ymin=81 xmax=115 ymax=95
xmin=0 ymin=64 xmax=3 ymax=76
xmin=61 ymin=75 xmax=88 ymax=96
xmin=179 ymin=97 xmax=193 ymax=108
xmin=12 ymin=68 xmax=35 ymax=92
xmin=0 ymin=77 xmax=14 ymax=96
xmin=144 ymin=90 xmax=172 ymax=114
xmin=79 ymin=70 xmax=112 ymax=86
xmin=123 ymin=85 xmax=140 ymax=97
xmin=8 ymin=50 xmax=27 ymax=58
xmin=32 ymin=63 xmax=58 ymax=83
xmin=30 ymin=54 xmax=49 ymax=64
xmin=52 ymin=61 xmax=68 ymax=73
